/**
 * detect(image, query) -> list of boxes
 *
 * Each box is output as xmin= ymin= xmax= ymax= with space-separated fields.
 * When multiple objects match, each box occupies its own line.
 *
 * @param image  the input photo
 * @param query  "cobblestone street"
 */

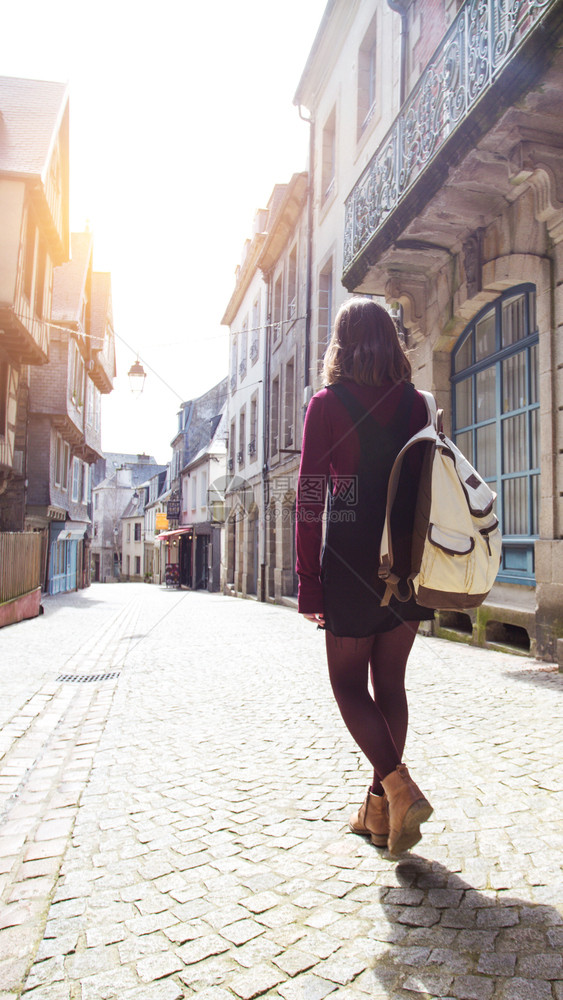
xmin=0 ymin=583 xmax=562 ymax=1000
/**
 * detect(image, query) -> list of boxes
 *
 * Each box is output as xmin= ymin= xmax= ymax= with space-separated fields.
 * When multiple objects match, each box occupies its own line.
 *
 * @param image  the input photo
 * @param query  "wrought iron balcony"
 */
xmin=343 ymin=0 xmax=559 ymax=287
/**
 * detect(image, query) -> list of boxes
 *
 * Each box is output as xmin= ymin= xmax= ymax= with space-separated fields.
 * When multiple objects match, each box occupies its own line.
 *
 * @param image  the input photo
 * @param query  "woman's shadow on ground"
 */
xmin=364 ymin=855 xmax=563 ymax=999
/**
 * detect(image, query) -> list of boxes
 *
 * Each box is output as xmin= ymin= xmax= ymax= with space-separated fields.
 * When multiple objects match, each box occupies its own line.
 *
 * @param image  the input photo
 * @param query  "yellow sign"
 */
xmin=156 ymin=513 xmax=169 ymax=530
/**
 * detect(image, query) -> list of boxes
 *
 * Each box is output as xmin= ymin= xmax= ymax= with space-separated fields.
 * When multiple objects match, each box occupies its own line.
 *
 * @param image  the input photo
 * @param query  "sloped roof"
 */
xmin=121 ymin=494 xmax=145 ymax=519
xmin=0 ymin=75 xmax=68 ymax=177
xmin=183 ymin=407 xmax=227 ymax=472
xmin=170 ymin=378 xmax=229 ymax=465
xmin=52 ymin=231 xmax=93 ymax=322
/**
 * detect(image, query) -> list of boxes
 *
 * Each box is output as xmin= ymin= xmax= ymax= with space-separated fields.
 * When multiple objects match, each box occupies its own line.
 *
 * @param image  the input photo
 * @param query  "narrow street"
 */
xmin=0 ymin=583 xmax=562 ymax=1000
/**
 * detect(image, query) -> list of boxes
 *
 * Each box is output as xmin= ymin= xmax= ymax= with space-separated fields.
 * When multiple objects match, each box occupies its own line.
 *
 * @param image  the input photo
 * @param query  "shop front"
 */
xmin=48 ymin=520 xmax=88 ymax=595
xmin=157 ymin=526 xmax=193 ymax=587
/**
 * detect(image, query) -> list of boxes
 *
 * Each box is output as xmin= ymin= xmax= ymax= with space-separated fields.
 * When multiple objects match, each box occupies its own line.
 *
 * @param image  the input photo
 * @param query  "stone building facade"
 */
xmin=25 ymin=231 xmax=116 ymax=593
xmin=222 ymin=174 xmax=308 ymax=604
xmin=221 ymin=208 xmax=269 ymax=600
xmin=0 ymin=76 xmax=69 ymax=537
xmin=295 ymin=0 xmax=563 ymax=661
xmin=91 ymin=455 xmax=165 ymax=583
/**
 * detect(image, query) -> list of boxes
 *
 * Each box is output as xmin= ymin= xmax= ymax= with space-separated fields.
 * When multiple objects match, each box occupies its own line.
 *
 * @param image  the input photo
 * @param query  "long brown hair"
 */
xmin=322 ymin=297 xmax=411 ymax=386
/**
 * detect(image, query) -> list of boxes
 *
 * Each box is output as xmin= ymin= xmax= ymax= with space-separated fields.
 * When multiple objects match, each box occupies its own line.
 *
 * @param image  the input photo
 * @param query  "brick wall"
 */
xmin=411 ymin=0 xmax=447 ymax=81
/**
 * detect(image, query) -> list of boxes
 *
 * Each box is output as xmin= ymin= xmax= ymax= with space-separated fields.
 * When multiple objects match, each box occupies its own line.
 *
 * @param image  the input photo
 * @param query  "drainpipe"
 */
xmin=387 ymin=0 xmax=408 ymax=106
xmin=260 ymin=274 xmax=273 ymax=603
xmin=298 ymin=106 xmax=315 ymax=396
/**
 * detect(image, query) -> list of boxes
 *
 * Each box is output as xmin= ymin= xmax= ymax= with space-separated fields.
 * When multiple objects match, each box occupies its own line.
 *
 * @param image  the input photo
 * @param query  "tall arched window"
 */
xmin=452 ymin=285 xmax=539 ymax=583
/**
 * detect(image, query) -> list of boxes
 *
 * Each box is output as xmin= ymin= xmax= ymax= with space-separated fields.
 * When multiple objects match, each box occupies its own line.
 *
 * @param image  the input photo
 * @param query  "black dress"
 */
xmin=321 ymin=382 xmax=434 ymax=637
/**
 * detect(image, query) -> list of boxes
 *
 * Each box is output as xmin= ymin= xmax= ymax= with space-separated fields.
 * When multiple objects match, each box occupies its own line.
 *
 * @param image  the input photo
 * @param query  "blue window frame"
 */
xmin=451 ymin=285 xmax=539 ymax=584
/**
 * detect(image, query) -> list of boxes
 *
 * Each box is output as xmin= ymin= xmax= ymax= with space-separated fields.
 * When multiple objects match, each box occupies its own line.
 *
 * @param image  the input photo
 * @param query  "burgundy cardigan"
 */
xmin=295 ymin=379 xmax=428 ymax=615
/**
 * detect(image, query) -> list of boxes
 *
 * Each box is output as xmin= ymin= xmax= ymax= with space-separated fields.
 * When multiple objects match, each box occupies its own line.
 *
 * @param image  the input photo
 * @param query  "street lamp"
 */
xmin=128 ymin=358 xmax=147 ymax=395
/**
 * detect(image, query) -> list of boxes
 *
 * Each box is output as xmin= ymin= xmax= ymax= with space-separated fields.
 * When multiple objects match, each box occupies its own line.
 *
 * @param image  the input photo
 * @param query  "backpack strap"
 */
xmin=378 ymin=391 xmax=438 ymax=605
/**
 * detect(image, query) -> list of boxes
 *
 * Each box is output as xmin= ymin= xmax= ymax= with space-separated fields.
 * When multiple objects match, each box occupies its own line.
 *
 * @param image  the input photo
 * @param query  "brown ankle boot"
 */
xmin=348 ymin=788 xmax=389 ymax=847
xmin=381 ymin=764 xmax=433 ymax=856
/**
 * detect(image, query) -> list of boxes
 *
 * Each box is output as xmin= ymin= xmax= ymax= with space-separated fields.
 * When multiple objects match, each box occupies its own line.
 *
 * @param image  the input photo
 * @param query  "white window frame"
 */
xmin=71 ymin=456 xmax=81 ymax=502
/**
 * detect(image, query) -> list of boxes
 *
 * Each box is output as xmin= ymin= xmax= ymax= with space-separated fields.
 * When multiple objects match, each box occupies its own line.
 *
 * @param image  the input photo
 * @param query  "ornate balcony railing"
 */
xmin=343 ymin=0 xmax=558 ymax=281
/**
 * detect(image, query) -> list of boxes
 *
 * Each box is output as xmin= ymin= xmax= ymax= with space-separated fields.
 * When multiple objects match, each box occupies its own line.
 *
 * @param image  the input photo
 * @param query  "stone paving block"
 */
xmin=304 ymin=908 xmax=342 ymax=930
xmin=35 ymin=933 xmax=80 ymax=961
xmin=0 ymin=923 xmax=39 ymax=962
xmin=256 ymin=903 xmax=306 ymax=929
xmin=495 ymin=925 xmax=550 ymax=951
xmin=242 ymin=891 xmax=283 ymax=914
xmin=232 ymin=936 xmax=283 ymax=969
xmin=499 ymin=978 xmax=553 ymax=1000
xmin=316 ymin=951 xmax=368 ymax=985
xmin=64 ymin=945 xmax=119 ymax=980
xmin=476 ymin=907 xmax=520 ymax=928
xmin=33 ymin=818 xmax=74 ymax=842
xmin=16 ymin=856 xmax=62 ymax=881
xmin=220 ymin=917 xmax=265 ymax=946
xmin=547 ymin=927 xmax=563 ymax=947
xmin=265 ymin=925 xmax=305 ymax=950
xmin=477 ymin=952 xmax=516 ymax=976
xmin=426 ymin=946 xmax=473 ymax=973
xmin=118 ymin=931 xmax=171 ymax=965
xmin=204 ymin=903 xmax=251 ymax=929
xmin=276 ymin=973 xmax=338 ymax=1000
xmin=9 ymin=874 xmax=55 ymax=901
xmin=397 ymin=905 xmax=441 ymax=927
xmin=21 ymin=983 xmax=71 ymax=999
xmin=79 ymin=966 xmax=140 ymax=1000
xmin=0 ymin=956 xmax=35 ymax=992
xmin=125 ymin=911 xmax=178 ymax=935
xmin=178 ymin=954 xmax=238 ymax=990
xmin=389 ymin=945 xmax=432 ymax=967
xmin=136 ymin=949 xmax=184 ymax=982
xmin=229 ymin=962 xmax=286 ymax=999
xmin=273 ymin=947 xmax=318 ymax=977
xmin=456 ymin=930 xmax=498 ymax=953
xmin=120 ymin=981 xmax=184 ymax=1000
xmin=0 ymin=900 xmax=44 ymax=930
xmin=293 ymin=930 xmax=340 ymax=961
xmin=162 ymin=917 xmax=209 ymax=945
xmin=19 ymin=955 xmax=66 ymax=991
xmin=402 ymin=971 xmax=454 ymax=995
xmin=85 ymin=922 xmax=127 ymax=948
xmin=517 ymin=950 xmax=563 ymax=977
xmin=176 ymin=933 xmax=231 ymax=965
xmin=451 ymin=974 xmax=495 ymax=1000
xmin=384 ymin=887 xmax=425 ymax=906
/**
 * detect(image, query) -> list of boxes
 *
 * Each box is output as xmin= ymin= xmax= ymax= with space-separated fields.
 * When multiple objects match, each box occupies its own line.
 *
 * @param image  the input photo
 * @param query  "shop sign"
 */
xmin=155 ymin=512 xmax=169 ymax=530
xmin=167 ymin=494 xmax=180 ymax=519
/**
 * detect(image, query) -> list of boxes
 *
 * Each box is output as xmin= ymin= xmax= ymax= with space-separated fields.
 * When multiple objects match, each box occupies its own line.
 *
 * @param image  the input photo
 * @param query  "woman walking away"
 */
xmin=296 ymin=297 xmax=434 ymax=856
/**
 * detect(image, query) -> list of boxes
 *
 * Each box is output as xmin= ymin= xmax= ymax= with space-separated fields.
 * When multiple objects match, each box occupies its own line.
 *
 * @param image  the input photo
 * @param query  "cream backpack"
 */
xmin=379 ymin=391 xmax=502 ymax=610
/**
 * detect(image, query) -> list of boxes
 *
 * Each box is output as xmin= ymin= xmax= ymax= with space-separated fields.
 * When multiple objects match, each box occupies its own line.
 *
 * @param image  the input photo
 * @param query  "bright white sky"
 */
xmin=4 ymin=0 xmax=327 ymax=463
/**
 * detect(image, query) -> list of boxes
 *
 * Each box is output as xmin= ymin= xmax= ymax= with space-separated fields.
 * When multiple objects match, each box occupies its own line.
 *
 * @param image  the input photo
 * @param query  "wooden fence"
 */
xmin=0 ymin=532 xmax=42 ymax=604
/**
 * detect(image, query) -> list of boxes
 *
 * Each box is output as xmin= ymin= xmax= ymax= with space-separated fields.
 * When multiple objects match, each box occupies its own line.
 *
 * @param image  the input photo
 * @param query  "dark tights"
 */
xmin=325 ymin=622 xmax=419 ymax=795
